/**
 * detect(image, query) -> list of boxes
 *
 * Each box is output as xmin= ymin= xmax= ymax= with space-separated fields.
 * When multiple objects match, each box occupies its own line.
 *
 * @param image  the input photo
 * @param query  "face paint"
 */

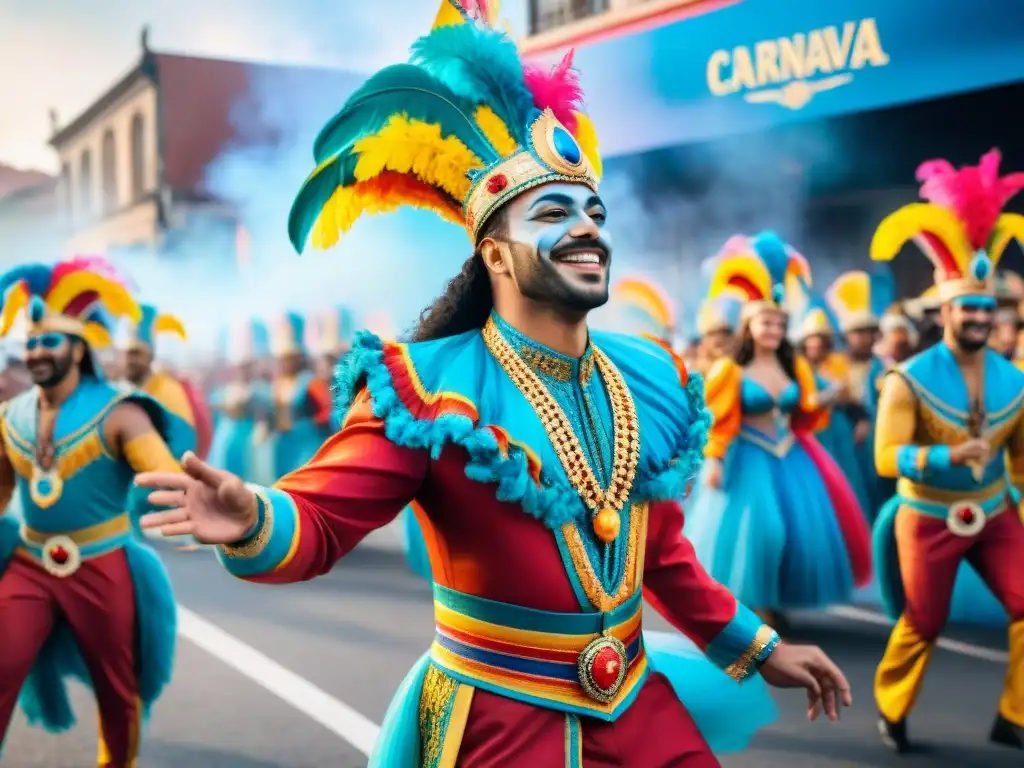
xmin=26 ymin=332 xmax=76 ymax=388
xmin=949 ymin=295 xmax=996 ymax=352
xmin=501 ymin=182 xmax=613 ymax=313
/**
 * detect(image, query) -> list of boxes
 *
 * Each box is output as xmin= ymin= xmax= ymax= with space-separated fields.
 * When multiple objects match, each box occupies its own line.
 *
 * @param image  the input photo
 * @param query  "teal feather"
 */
xmin=869 ymin=265 xmax=896 ymax=318
xmin=312 ymin=64 xmax=495 ymax=164
xmin=409 ymin=24 xmax=535 ymax=145
xmin=750 ymin=230 xmax=791 ymax=287
xmin=288 ymin=152 xmax=358 ymax=253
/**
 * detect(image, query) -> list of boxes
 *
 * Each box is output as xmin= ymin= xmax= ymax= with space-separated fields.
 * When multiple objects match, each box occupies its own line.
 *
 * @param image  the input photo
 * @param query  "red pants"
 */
xmin=456 ymin=672 xmax=720 ymax=767
xmin=898 ymin=506 xmax=1024 ymax=637
xmin=0 ymin=550 xmax=140 ymax=768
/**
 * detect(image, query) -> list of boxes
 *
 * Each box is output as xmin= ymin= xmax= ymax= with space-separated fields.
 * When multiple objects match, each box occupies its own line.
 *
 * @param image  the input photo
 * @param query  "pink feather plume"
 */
xmin=522 ymin=50 xmax=583 ymax=134
xmin=49 ymin=254 xmax=137 ymax=291
xmin=916 ymin=149 xmax=1024 ymax=249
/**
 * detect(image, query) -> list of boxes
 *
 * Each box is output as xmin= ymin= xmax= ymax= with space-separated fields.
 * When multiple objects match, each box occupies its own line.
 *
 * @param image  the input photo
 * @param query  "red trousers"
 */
xmin=456 ymin=672 xmax=720 ymax=767
xmin=898 ymin=506 xmax=1024 ymax=637
xmin=0 ymin=550 xmax=140 ymax=768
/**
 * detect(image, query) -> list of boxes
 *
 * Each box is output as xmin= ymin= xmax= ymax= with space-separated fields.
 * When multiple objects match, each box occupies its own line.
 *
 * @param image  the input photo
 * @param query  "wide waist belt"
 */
xmin=897 ymin=478 xmax=1010 ymax=536
xmin=17 ymin=513 xmax=131 ymax=578
xmin=429 ymin=585 xmax=648 ymax=722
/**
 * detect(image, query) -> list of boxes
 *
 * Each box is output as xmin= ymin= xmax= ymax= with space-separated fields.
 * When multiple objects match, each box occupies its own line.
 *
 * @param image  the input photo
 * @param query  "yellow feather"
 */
xmin=432 ymin=0 xmax=467 ymax=28
xmin=572 ymin=112 xmax=602 ymax=178
xmin=0 ymin=282 xmax=28 ymax=336
xmin=82 ymin=321 xmax=112 ymax=349
xmin=474 ymin=105 xmax=518 ymax=157
xmin=707 ymin=254 xmax=772 ymax=301
xmin=827 ymin=271 xmax=870 ymax=314
xmin=47 ymin=272 xmax=142 ymax=323
xmin=990 ymin=213 xmax=1024 ymax=267
xmin=871 ymin=203 xmax=971 ymax=270
xmin=154 ymin=313 xmax=188 ymax=341
xmin=353 ymin=116 xmax=480 ymax=201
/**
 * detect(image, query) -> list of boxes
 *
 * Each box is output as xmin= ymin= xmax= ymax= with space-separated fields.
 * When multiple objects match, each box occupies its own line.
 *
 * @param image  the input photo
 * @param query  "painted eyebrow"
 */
xmin=528 ymin=193 xmax=606 ymax=211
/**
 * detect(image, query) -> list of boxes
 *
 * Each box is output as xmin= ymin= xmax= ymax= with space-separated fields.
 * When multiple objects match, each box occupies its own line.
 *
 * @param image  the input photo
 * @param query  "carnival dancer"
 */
xmin=877 ymin=308 xmax=917 ymax=368
xmin=269 ymin=310 xmax=330 ymax=478
xmin=309 ymin=305 xmax=357 ymax=433
xmin=139 ymin=3 xmax=853 ymax=765
xmin=870 ymin=149 xmax=1024 ymax=751
xmin=684 ymin=232 xmax=872 ymax=628
xmin=208 ymin=319 xmax=273 ymax=481
xmin=0 ymin=259 xmax=180 ymax=767
xmin=990 ymin=271 xmax=1024 ymax=360
xmin=691 ymin=290 xmax=743 ymax=377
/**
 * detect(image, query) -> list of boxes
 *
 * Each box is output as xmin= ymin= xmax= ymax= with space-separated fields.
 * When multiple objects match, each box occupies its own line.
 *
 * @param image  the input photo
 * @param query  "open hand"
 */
xmin=136 ymin=451 xmax=258 ymax=545
xmin=759 ymin=642 xmax=852 ymax=722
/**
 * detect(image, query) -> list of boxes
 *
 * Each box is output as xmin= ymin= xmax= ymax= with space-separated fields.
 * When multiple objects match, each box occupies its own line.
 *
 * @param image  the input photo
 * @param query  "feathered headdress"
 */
xmin=0 ymin=256 xmax=140 ymax=348
xmin=695 ymin=288 xmax=745 ymax=337
xmin=127 ymin=304 xmax=187 ymax=352
xmin=316 ymin=305 xmax=358 ymax=356
xmin=791 ymin=279 xmax=842 ymax=343
xmin=287 ymin=0 xmax=602 ymax=251
xmin=825 ymin=266 xmax=895 ymax=334
xmin=610 ymin=275 xmax=675 ymax=340
xmin=871 ymin=149 xmax=1024 ymax=303
xmin=221 ymin=318 xmax=271 ymax=364
xmin=705 ymin=231 xmax=810 ymax=324
xmin=270 ymin=311 xmax=308 ymax=358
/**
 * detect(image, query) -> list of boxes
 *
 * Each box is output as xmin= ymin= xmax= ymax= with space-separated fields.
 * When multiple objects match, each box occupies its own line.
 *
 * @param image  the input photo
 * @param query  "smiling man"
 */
xmin=870 ymin=150 xmax=1024 ymax=753
xmin=138 ymin=2 xmax=853 ymax=765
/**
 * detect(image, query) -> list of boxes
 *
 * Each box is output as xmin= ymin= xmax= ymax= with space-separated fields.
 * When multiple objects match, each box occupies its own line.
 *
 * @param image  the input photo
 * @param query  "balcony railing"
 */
xmin=528 ymin=0 xmax=612 ymax=36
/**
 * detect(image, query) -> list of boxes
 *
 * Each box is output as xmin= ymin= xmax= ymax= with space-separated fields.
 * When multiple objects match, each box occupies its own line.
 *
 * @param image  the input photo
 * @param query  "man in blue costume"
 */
xmin=0 ymin=260 xmax=181 ymax=767
xmin=140 ymin=2 xmax=852 ymax=764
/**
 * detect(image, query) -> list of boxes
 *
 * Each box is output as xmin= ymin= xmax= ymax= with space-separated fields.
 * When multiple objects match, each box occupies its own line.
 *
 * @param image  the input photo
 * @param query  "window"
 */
xmin=101 ymin=129 xmax=117 ymax=213
xmin=130 ymin=113 xmax=146 ymax=200
xmin=58 ymin=162 xmax=72 ymax=223
xmin=79 ymin=149 xmax=93 ymax=220
xmin=529 ymin=0 xmax=609 ymax=35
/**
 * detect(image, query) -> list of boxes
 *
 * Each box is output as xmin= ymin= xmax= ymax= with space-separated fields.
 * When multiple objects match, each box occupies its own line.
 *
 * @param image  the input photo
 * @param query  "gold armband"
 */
xmin=122 ymin=432 xmax=181 ymax=474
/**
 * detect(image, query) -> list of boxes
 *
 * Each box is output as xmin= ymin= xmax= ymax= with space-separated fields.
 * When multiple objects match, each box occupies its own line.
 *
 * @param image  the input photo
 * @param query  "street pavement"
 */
xmin=2 ymin=531 xmax=1020 ymax=767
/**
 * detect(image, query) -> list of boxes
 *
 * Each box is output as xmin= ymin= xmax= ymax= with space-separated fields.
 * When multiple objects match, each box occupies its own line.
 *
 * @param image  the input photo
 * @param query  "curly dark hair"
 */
xmin=734 ymin=324 xmax=798 ymax=381
xmin=410 ymin=208 xmax=508 ymax=342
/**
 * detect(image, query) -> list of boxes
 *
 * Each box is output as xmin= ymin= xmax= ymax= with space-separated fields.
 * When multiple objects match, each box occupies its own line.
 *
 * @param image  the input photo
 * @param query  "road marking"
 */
xmin=177 ymin=606 xmax=381 ymax=756
xmin=827 ymin=605 xmax=1010 ymax=663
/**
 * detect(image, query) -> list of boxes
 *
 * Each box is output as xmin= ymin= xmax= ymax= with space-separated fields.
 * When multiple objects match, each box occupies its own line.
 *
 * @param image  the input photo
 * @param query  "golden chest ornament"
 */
xmin=481 ymin=319 xmax=641 ymax=544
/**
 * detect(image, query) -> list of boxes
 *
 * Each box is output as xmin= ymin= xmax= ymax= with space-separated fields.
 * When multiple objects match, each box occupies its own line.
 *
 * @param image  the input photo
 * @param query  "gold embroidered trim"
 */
xmin=419 ymin=665 xmax=459 ymax=768
xmin=219 ymin=485 xmax=273 ymax=559
xmin=724 ymin=624 xmax=777 ymax=681
xmin=561 ymin=501 xmax=648 ymax=611
xmin=520 ymin=345 xmax=573 ymax=382
xmin=482 ymin=317 xmax=640 ymax=514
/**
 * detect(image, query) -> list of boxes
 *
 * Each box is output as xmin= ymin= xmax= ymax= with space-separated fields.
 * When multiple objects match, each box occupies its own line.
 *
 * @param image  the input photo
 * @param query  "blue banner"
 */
xmin=561 ymin=0 xmax=1024 ymax=156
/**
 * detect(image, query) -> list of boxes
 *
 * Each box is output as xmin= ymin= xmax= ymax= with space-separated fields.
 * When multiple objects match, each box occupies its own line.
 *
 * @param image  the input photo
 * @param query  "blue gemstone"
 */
xmin=38 ymin=478 xmax=51 ymax=493
xmin=552 ymin=127 xmax=582 ymax=165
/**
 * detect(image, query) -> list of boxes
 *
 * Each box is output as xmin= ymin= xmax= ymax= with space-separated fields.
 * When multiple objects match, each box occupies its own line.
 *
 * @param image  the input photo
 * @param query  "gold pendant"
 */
xmin=592 ymin=507 xmax=621 ymax=544
xmin=30 ymin=466 xmax=64 ymax=509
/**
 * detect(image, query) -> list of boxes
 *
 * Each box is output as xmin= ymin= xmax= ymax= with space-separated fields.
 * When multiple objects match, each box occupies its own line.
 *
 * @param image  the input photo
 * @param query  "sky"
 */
xmin=0 ymin=0 xmax=527 ymax=173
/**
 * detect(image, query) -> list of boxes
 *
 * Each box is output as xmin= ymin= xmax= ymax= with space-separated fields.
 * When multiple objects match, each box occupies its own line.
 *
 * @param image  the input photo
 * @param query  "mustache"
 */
xmin=962 ymin=322 xmax=993 ymax=332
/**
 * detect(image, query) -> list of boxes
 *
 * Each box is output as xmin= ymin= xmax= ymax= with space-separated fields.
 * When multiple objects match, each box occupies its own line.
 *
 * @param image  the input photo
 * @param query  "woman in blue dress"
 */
xmin=685 ymin=232 xmax=872 ymax=628
xmin=208 ymin=318 xmax=273 ymax=478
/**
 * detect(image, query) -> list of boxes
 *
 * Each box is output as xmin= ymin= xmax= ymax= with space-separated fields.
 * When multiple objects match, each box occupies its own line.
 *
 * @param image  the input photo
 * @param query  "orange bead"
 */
xmin=593 ymin=507 xmax=621 ymax=543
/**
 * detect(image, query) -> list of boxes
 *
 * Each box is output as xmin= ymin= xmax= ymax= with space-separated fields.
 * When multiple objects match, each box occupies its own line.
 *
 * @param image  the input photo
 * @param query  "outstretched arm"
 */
xmin=216 ymin=389 xmax=428 ymax=584
xmin=642 ymin=500 xmax=779 ymax=681
xmin=104 ymin=400 xmax=182 ymax=474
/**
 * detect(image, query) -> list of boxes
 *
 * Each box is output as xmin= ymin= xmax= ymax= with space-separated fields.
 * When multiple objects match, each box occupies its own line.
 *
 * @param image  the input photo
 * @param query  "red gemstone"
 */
xmin=486 ymin=174 xmax=508 ymax=194
xmin=589 ymin=645 xmax=623 ymax=691
xmin=50 ymin=545 xmax=68 ymax=564
xmin=956 ymin=506 xmax=976 ymax=524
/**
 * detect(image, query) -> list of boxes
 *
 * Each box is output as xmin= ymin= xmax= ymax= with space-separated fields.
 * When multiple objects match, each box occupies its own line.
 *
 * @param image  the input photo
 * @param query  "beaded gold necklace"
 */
xmin=481 ymin=317 xmax=640 ymax=543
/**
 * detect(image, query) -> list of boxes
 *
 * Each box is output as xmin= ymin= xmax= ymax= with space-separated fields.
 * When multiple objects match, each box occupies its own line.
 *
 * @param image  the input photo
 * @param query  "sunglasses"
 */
xmin=25 ymin=332 xmax=67 ymax=352
xmin=955 ymin=297 xmax=997 ymax=313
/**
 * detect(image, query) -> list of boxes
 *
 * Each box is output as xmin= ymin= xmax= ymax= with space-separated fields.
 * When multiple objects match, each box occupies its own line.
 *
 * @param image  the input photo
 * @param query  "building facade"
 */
xmin=49 ymin=27 xmax=364 ymax=261
xmin=524 ymin=0 xmax=721 ymax=49
xmin=0 ymin=166 xmax=59 ymax=266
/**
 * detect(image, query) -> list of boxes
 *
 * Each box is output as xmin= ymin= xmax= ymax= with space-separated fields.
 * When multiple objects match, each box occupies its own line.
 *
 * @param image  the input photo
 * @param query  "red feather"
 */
xmin=726 ymin=275 xmax=761 ymax=301
xmin=913 ymin=233 xmax=960 ymax=278
xmin=916 ymin=149 xmax=1024 ymax=249
xmin=522 ymin=50 xmax=583 ymax=133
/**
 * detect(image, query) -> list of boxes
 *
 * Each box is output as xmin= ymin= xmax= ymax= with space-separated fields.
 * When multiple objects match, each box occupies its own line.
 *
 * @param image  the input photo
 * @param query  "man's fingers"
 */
xmin=140 ymin=508 xmax=188 ymax=529
xmin=147 ymin=490 xmax=186 ymax=508
xmin=156 ymin=521 xmax=195 ymax=537
xmin=821 ymin=681 xmax=839 ymax=722
xmin=810 ymin=649 xmax=853 ymax=707
xmin=182 ymin=452 xmax=228 ymax=487
xmin=805 ymin=687 xmax=822 ymax=722
xmin=136 ymin=472 xmax=190 ymax=490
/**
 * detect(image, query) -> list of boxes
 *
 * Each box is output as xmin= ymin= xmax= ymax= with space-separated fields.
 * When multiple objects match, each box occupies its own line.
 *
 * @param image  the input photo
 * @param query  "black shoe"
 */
xmin=990 ymin=713 xmax=1024 ymax=749
xmin=877 ymin=713 xmax=911 ymax=753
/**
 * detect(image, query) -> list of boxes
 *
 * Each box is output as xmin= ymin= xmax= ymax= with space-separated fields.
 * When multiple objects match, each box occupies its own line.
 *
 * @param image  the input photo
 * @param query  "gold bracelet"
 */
xmin=219 ymin=486 xmax=274 ymax=559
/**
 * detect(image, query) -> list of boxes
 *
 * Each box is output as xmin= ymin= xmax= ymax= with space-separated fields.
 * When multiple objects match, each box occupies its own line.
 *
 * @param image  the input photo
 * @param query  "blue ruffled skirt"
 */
xmin=368 ymin=631 xmax=778 ymax=766
xmin=0 ymin=517 xmax=177 ymax=740
xmin=815 ymin=411 xmax=871 ymax=518
xmin=685 ymin=432 xmax=855 ymax=609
